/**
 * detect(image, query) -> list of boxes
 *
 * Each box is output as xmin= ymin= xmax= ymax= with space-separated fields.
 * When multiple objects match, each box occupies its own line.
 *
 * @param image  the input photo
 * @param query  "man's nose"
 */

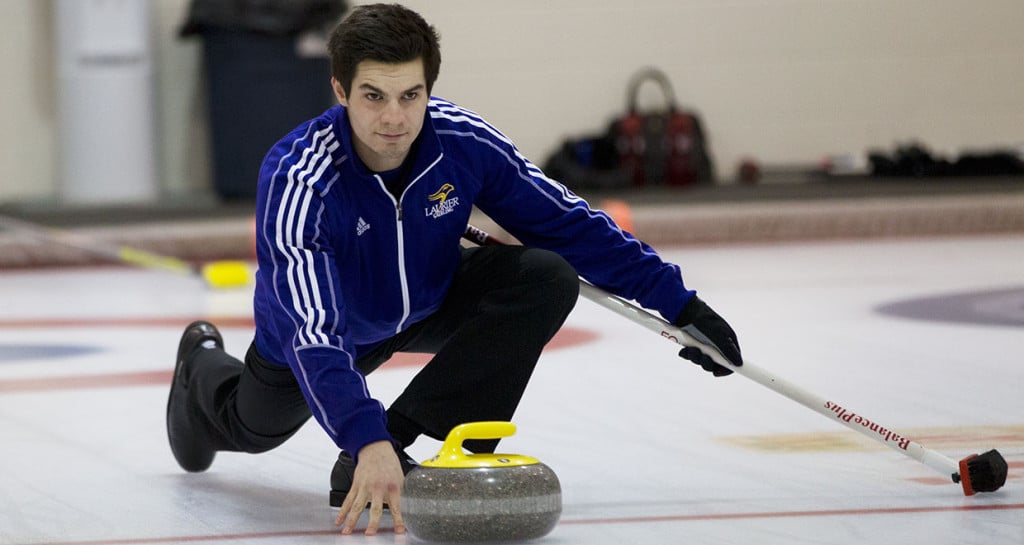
xmin=381 ymin=99 xmax=403 ymax=125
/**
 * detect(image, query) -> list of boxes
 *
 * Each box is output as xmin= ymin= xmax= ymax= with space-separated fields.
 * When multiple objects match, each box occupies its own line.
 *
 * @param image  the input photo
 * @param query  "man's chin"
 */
xmin=379 ymin=145 xmax=410 ymax=160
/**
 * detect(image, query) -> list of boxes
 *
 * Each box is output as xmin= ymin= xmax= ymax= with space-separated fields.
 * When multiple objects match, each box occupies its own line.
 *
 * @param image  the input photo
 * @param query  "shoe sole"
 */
xmin=329 ymin=490 xmax=346 ymax=508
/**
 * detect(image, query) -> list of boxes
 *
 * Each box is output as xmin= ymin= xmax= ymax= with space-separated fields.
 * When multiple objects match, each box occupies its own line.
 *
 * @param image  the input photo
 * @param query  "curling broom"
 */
xmin=463 ymin=224 xmax=1008 ymax=496
xmin=0 ymin=213 xmax=251 ymax=289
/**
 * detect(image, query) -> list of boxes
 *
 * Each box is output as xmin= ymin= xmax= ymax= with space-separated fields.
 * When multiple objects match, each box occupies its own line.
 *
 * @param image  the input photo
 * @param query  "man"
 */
xmin=166 ymin=3 xmax=742 ymax=537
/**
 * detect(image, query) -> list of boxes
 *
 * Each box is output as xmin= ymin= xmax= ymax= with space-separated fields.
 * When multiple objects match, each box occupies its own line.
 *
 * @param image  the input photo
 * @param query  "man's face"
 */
xmin=333 ymin=59 xmax=428 ymax=173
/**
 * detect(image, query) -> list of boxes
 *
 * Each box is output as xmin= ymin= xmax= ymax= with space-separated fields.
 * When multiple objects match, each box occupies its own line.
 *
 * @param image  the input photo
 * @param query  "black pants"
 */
xmin=188 ymin=245 xmax=579 ymax=455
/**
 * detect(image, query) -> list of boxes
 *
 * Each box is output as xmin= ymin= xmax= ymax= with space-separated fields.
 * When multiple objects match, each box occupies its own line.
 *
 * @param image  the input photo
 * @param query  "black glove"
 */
xmin=674 ymin=295 xmax=742 ymax=377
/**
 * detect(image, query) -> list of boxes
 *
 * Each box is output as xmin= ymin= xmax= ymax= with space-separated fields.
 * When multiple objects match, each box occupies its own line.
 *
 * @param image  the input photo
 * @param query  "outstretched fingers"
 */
xmin=388 ymin=486 xmax=406 ymax=534
xmin=333 ymin=482 xmax=406 ymax=535
xmin=365 ymin=484 xmax=406 ymax=536
xmin=364 ymin=496 xmax=385 ymax=536
xmin=334 ymin=487 xmax=365 ymax=535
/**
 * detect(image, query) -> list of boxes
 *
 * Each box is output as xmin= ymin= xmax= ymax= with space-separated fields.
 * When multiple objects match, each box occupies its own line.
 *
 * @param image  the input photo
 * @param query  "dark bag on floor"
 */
xmin=544 ymin=67 xmax=715 ymax=191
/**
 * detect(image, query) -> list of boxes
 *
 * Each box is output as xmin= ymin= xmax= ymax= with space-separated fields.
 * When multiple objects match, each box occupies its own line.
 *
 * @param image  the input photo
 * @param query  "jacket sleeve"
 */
xmin=255 ymin=124 xmax=392 ymax=456
xmin=436 ymin=105 xmax=695 ymax=322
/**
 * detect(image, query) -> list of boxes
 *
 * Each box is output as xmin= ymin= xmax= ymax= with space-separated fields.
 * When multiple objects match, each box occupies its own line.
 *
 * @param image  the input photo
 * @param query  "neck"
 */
xmin=354 ymin=140 xmax=405 ymax=172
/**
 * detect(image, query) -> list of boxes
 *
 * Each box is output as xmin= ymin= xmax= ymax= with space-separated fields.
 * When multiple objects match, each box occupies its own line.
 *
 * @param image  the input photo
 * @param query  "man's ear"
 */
xmin=331 ymin=77 xmax=348 ymax=106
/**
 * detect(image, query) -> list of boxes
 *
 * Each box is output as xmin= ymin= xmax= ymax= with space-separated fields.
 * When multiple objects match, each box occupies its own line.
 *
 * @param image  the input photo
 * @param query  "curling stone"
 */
xmin=401 ymin=421 xmax=561 ymax=543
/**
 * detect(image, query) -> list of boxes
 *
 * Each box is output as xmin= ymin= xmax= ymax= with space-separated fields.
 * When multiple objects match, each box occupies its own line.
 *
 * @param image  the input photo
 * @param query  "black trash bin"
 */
xmin=180 ymin=0 xmax=348 ymax=200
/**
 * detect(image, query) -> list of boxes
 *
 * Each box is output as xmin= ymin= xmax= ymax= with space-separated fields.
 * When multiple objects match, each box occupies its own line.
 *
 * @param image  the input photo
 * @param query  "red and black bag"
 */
xmin=544 ymin=67 xmax=714 ymax=191
xmin=613 ymin=67 xmax=714 ymax=187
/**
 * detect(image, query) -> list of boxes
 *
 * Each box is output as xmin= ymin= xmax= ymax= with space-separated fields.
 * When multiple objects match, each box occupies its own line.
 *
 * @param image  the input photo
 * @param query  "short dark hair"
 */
xmin=328 ymin=3 xmax=441 ymax=95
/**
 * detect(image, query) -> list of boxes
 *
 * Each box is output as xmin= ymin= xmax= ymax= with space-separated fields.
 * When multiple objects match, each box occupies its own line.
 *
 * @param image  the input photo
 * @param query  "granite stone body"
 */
xmin=402 ymin=463 xmax=562 ymax=542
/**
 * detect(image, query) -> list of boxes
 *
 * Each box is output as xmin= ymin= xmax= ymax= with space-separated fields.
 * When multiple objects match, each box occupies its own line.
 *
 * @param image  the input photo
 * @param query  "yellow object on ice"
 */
xmin=200 ymin=260 xmax=252 ymax=289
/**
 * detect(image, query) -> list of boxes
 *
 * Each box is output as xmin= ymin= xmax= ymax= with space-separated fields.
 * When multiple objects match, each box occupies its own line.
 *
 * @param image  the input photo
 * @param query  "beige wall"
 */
xmin=3 ymin=0 xmax=1023 ymax=203
xmin=1 ymin=1 xmax=56 ymax=202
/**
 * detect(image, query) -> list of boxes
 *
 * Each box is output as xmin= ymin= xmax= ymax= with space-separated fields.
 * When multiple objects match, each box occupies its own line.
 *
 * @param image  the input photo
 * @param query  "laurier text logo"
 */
xmin=425 ymin=183 xmax=459 ymax=219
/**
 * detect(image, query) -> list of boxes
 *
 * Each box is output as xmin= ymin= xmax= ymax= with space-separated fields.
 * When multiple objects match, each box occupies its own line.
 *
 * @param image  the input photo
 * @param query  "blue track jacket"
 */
xmin=253 ymin=98 xmax=696 ymax=455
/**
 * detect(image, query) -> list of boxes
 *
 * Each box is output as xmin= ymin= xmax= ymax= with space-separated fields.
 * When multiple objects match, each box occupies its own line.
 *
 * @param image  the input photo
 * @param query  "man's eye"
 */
xmin=403 ymin=92 xmax=419 ymax=101
xmin=366 ymin=93 xmax=382 ymax=101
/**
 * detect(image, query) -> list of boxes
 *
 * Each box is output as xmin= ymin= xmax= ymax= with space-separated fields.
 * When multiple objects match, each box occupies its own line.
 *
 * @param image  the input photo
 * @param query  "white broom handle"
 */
xmin=577 ymin=281 xmax=961 ymax=482
xmin=462 ymin=225 xmax=960 ymax=482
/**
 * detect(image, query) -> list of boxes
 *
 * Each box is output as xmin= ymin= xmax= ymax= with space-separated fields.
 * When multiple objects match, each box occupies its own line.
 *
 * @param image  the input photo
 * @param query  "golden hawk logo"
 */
xmin=428 ymin=183 xmax=455 ymax=203
xmin=425 ymin=183 xmax=460 ymax=219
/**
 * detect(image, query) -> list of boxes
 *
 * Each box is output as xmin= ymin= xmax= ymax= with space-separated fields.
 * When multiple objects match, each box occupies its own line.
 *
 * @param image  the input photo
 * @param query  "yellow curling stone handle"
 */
xmin=422 ymin=421 xmax=540 ymax=468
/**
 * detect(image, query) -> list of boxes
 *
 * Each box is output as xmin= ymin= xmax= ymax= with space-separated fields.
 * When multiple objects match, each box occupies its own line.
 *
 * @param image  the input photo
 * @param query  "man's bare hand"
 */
xmin=334 ymin=440 xmax=406 ymax=536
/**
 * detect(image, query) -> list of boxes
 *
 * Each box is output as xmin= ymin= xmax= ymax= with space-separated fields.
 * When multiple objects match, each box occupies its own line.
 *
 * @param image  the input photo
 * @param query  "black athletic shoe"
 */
xmin=166 ymin=320 xmax=223 ymax=472
xmin=329 ymin=447 xmax=418 ymax=507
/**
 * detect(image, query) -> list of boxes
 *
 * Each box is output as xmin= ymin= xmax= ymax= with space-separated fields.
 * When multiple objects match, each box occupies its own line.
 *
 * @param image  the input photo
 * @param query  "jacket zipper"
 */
xmin=374 ymin=174 xmax=411 ymax=334
xmin=394 ymin=196 xmax=409 ymax=334
xmin=375 ymin=152 xmax=444 ymax=334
